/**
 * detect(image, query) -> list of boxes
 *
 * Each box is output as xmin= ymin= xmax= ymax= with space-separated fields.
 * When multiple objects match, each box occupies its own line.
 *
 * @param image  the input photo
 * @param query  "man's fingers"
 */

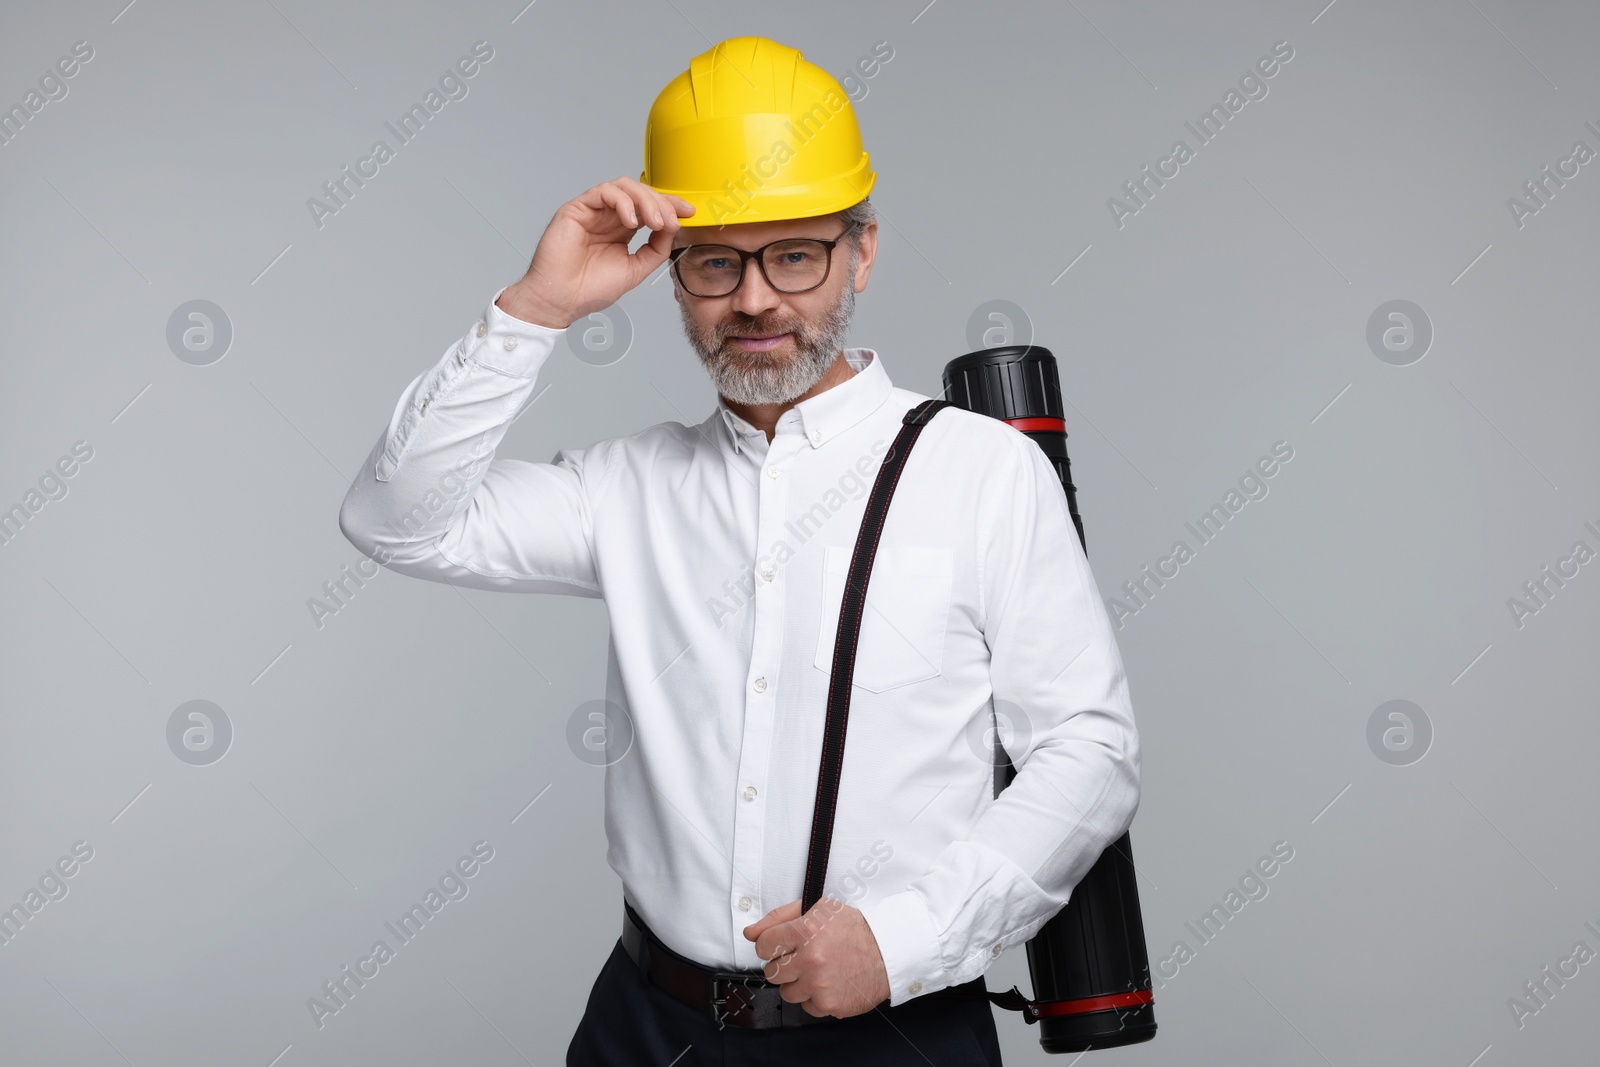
xmin=605 ymin=184 xmax=639 ymax=230
xmin=755 ymin=917 xmax=820 ymax=972
xmin=744 ymin=900 xmax=803 ymax=946
xmin=623 ymin=227 xmax=673 ymax=286
xmin=752 ymin=902 xmax=839 ymax=962
xmin=577 ymin=177 xmax=694 ymax=238
xmin=569 ymin=179 xmax=692 ymax=240
xmin=615 ymin=175 xmax=691 ymax=231
xmin=604 ymin=175 xmax=668 ymax=230
xmin=762 ymin=946 xmax=800 ymax=983
xmin=634 ymin=224 xmax=675 ymax=272
xmin=583 ymin=181 xmax=633 ymax=230
xmin=797 ymin=898 xmax=845 ymax=940
xmin=605 ymin=176 xmax=653 ymax=230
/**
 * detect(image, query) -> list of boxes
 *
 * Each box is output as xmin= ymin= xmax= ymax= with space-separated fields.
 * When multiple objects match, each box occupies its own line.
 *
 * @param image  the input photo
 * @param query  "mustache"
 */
xmin=716 ymin=316 xmax=802 ymax=340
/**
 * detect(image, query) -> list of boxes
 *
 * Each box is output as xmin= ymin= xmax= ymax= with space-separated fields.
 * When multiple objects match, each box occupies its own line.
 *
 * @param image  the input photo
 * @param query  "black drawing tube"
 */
xmin=943 ymin=345 xmax=1157 ymax=1054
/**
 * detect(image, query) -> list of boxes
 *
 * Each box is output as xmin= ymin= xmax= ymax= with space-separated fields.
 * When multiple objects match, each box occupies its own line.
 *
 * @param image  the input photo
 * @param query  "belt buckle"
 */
xmin=709 ymin=969 xmax=778 ymax=1029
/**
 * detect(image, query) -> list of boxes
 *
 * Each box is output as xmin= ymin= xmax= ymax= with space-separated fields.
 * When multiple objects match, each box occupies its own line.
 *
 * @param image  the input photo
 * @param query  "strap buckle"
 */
xmin=990 ymin=984 xmax=1043 ymax=1023
xmin=901 ymin=398 xmax=950 ymax=426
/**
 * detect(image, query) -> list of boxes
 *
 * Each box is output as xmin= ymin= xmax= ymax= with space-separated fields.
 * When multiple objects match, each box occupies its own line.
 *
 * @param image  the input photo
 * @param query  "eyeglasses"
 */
xmin=668 ymin=221 xmax=861 ymax=298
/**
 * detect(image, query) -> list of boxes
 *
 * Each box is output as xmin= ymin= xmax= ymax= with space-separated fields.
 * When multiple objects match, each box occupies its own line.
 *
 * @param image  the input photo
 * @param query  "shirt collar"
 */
xmin=717 ymin=348 xmax=892 ymax=456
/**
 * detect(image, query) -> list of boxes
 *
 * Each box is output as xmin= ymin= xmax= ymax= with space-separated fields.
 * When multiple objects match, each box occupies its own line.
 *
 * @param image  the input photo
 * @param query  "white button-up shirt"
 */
xmin=338 ymin=290 xmax=1142 ymax=1006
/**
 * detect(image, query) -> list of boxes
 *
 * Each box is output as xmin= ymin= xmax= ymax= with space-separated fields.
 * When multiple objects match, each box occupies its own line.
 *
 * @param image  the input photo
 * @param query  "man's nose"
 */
xmin=730 ymin=261 xmax=783 ymax=317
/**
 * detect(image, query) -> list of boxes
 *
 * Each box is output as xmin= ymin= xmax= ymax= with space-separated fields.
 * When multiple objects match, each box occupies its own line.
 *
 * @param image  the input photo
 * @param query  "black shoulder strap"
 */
xmin=798 ymin=396 xmax=1047 ymax=1019
xmin=801 ymin=397 xmax=951 ymax=913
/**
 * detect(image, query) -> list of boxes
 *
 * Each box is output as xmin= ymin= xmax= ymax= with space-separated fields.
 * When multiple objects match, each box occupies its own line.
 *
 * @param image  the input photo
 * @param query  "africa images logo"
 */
xmin=306 ymin=840 xmax=495 ymax=1029
xmin=305 ymin=42 xmax=495 ymax=230
xmin=1106 ymin=441 xmax=1295 ymax=630
xmin=1106 ymin=40 xmax=1295 ymax=229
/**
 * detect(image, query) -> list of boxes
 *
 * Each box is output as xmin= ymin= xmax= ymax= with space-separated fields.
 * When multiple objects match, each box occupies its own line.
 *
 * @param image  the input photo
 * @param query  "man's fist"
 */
xmin=742 ymin=897 xmax=892 ymax=1019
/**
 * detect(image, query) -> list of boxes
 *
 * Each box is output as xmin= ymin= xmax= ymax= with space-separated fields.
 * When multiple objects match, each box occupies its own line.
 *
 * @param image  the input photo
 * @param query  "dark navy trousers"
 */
xmin=567 ymin=937 xmax=1005 ymax=1066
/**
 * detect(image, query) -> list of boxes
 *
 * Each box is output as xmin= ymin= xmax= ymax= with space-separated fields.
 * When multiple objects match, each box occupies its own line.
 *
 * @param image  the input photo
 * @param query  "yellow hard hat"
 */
xmin=640 ymin=35 xmax=876 ymax=227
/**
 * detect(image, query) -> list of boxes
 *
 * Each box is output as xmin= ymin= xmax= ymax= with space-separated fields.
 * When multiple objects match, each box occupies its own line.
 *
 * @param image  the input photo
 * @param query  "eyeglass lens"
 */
xmin=676 ymin=239 xmax=832 ymax=296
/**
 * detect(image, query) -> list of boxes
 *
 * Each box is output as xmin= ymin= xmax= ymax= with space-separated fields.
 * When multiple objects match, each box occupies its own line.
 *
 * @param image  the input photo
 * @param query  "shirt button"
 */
xmin=502 ymin=335 xmax=519 ymax=351
xmin=766 ymin=465 xmax=780 ymax=479
xmin=744 ymin=785 xmax=758 ymax=801
xmin=475 ymin=321 xmax=487 ymax=337
xmin=758 ymin=565 xmax=775 ymax=582
xmin=991 ymin=943 xmax=1003 ymax=957
xmin=908 ymin=981 xmax=923 ymax=995
xmin=752 ymin=676 xmax=767 ymax=693
xmin=738 ymin=896 xmax=753 ymax=911
xmin=810 ymin=429 xmax=822 ymax=444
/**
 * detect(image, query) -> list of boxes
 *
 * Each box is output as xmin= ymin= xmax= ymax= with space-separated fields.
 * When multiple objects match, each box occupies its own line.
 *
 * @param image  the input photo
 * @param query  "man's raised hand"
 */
xmin=498 ymin=176 xmax=695 ymax=330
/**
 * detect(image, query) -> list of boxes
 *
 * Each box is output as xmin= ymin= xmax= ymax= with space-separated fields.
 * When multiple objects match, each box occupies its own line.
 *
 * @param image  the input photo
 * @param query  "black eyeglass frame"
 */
xmin=667 ymin=219 xmax=863 ymax=298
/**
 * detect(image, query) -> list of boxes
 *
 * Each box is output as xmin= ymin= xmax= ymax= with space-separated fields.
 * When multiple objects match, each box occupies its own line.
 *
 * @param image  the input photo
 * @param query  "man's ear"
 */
xmin=852 ymin=220 xmax=879 ymax=293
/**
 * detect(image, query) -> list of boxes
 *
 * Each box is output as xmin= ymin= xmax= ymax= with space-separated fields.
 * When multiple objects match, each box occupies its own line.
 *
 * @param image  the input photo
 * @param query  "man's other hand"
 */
xmin=742 ymin=897 xmax=893 ymax=1019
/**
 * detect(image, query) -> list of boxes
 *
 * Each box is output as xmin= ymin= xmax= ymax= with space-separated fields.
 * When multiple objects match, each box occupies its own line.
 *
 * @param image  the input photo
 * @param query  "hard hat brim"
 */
xmin=643 ymin=157 xmax=875 ymax=228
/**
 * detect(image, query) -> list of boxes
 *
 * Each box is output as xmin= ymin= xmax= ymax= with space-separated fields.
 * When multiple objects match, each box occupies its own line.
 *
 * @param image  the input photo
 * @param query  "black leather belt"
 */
xmin=620 ymin=901 xmax=990 ymax=1030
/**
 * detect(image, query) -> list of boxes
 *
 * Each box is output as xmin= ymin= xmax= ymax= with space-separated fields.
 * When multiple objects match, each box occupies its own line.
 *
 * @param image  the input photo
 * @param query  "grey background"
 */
xmin=2 ymin=0 xmax=1596 ymax=1063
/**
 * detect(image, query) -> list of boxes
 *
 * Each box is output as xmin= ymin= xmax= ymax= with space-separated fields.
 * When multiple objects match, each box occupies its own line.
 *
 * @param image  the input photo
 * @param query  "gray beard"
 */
xmin=679 ymin=271 xmax=858 ymax=406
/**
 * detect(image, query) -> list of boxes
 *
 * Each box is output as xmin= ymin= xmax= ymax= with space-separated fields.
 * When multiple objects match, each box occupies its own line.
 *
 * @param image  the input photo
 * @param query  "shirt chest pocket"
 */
xmin=814 ymin=544 xmax=954 ymax=693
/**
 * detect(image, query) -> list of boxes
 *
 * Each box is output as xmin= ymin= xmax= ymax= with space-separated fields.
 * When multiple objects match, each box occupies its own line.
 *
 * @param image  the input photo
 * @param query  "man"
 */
xmin=339 ymin=35 xmax=1140 ymax=1066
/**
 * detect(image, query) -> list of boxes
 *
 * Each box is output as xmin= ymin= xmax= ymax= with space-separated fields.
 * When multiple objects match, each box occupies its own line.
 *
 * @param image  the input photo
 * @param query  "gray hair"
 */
xmin=836 ymin=196 xmax=876 ymax=245
xmin=836 ymin=196 xmax=874 ymax=279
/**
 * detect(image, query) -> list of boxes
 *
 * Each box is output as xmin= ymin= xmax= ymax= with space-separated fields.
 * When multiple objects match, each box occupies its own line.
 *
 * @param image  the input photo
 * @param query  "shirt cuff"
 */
xmin=472 ymin=286 xmax=568 ymax=378
xmin=857 ymin=888 xmax=946 ymax=1006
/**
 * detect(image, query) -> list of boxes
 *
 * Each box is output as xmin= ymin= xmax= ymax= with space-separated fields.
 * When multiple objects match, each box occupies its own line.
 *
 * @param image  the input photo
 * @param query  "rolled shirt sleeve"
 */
xmin=858 ymin=428 xmax=1142 ymax=1005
